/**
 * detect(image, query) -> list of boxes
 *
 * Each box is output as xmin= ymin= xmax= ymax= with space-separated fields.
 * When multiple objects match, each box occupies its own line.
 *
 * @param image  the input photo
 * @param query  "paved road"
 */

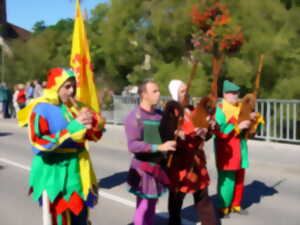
xmin=0 ymin=118 xmax=299 ymax=225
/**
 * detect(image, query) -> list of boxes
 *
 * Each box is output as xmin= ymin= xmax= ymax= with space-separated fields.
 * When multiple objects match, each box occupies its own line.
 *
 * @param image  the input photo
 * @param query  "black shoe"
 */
xmin=219 ymin=212 xmax=230 ymax=219
xmin=219 ymin=207 xmax=230 ymax=219
xmin=168 ymin=218 xmax=182 ymax=225
xmin=168 ymin=221 xmax=182 ymax=225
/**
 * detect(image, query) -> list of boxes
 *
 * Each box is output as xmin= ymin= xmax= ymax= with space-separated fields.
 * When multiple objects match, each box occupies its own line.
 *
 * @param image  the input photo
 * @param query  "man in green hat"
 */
xmin=214 ymin=80 xmax=263 ymax=218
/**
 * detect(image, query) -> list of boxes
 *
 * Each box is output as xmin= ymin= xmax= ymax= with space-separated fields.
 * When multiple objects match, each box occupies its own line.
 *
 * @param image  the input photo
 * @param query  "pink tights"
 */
xmin=133 ymin=197 xmax=158 ymax=225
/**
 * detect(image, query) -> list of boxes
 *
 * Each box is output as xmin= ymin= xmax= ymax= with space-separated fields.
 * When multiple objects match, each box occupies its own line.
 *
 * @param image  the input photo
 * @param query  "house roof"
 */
xmin=5 ymin=23 xmax=31 ymax=41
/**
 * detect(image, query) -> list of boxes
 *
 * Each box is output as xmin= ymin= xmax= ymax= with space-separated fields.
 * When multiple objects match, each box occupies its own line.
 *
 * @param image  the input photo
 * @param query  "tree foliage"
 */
xmin=32 ymin=20 xmax=47 ymax=34
xmin=4 ymin=0 xmax=300 ymax=99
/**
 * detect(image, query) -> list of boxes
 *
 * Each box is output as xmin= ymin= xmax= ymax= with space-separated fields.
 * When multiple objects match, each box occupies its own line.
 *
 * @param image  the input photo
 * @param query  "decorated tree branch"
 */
xmin=190 ymin=1 xmax=244 ymax=128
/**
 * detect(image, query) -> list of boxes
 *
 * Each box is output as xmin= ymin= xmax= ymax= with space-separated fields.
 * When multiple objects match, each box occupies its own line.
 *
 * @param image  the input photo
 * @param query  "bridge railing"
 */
xmin=255 ymin=99 xmax=300 ymax=143
xmin=102 ymin=95 xmax=300 ymax=144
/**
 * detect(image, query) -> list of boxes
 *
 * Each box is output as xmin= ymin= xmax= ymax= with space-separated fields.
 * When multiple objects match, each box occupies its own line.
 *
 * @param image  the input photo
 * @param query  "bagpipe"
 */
xmin=159 ymin=60 xmax=199 ymax=168
xmin=238 ymin=54 xmax=265 ymax=138
xmin=191 ymin=54 xmax=224 ymax=129
xmin=160 ymin=53 xmax=223 ymax=168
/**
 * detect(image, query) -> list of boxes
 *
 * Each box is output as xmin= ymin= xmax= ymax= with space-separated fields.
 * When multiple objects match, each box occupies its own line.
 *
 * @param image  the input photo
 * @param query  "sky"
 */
xmin=6 ymin=0 xmax=107 ymax=31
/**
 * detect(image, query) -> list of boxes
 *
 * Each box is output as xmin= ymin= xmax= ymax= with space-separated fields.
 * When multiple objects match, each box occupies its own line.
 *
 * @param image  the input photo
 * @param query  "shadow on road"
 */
xmin=0 ymin=165 xmax=5 ymax=170
xmin=175 ymin=195 xmax=222 ymax=225
xmin=210 ymin=179 xmax=281 ymax=210
xmin=241 ymin=179 xmax=281 ymax=209
xmin=176 ymin=179 xmax=283 ymax=224
xmin=0 ymin=132 xmax=12 ymax=137
xmin=99 ymin=171 xmax=128 ymax=189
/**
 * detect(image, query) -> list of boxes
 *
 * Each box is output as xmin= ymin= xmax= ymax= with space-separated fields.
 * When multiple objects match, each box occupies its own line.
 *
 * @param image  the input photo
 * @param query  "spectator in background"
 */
xmin=12 ymin=84 xmax=20 ymax=117
xmin=101 ymin=88 xmax=114 ymax=111
xmin=17 ymin=84 xmax=26 ymax=110
xmin=1 ymin=82 xmax=11 ymax=118
xmin=121 ymin=86 xmax=129 ymax=96
xmin=26 ymin=81 xmax=34 ymax=103
xmin=129 ymin=86 xmax=138 ymax=96
xmin=0 ymin=82 xmax=4 ymax=116
xmin=41 ymin=81 xmax=47 ymax=95
xmin=33 ymin=80 xmax=43 ymax=98
xmin=42 ymin=81 xmax=47 ymax=89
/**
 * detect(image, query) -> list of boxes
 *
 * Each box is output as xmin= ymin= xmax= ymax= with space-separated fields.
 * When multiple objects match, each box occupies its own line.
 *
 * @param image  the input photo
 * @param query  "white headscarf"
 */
xmin=168 ymin=80 xmax=184 ymax=101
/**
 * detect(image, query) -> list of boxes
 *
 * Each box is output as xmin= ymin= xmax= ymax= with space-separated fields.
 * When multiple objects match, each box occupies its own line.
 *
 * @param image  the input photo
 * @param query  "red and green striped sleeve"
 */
xmin=29 ymin=112 xmax=87 ymax=152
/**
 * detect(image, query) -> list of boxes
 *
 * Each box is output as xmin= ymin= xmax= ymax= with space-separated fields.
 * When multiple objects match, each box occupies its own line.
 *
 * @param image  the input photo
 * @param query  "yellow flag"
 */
xmin=70 ymin=0 xmax=100 ymax=113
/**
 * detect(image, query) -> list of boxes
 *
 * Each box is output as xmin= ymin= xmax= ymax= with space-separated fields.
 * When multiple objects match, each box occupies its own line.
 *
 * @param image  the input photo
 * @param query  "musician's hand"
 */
xmin=250 ymin=112 xmax=258 ymax=121
xmin=175 ymin=129 xmax=185 ymax=140
xmin=77 ymin=108 xmax=93 ymax=129
xmin=77 ymin=117 xmax=93 ymax=129
xmin=208 ymin=120 xmax=216 ymax=130
xmin=80 ymin=107 xmax=93 ymax=118
xmin=238 ymin=120 xmax=251 ymax=130
xmin=158 ymin=141 xmax=176 ymax=152
xmin=195 ymin=128 xmax=208 ymax=139
xmin=77 ymin=113 xmax=92 ymax=125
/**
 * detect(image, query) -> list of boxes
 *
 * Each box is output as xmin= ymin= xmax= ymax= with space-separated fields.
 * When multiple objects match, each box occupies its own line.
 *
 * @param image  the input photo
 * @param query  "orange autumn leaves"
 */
xmin=192 ymin=2 xmax=230 ymax=30
xmin=191 ymin=2 xmax=243 ymax=54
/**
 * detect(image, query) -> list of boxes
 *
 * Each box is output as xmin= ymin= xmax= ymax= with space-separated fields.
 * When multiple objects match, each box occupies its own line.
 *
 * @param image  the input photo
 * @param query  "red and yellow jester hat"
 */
xmin=45 ymin=67 xmax=76 ymax=94
xmin=17 ymin=68 xmax=76 ymax=127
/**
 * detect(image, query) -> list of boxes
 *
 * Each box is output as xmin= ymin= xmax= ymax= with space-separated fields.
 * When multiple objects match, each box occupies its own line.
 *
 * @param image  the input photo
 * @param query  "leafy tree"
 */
xmin=98 ymin=0 xmax=197 ymax=93
xmin=48 ymin=18 xmax=74 ymax=32
xmin=32 ymin=20 xmax=47 ymax=34
xmin=5 ymin=20 xmax=73 ymax=85
xmin=280 ymin=0 xmax=300 ymax=9
xmin=4 ymin=0 xmax=300 ymax=99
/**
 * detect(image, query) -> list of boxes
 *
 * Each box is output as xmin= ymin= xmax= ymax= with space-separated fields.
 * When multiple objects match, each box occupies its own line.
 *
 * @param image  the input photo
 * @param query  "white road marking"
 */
xmin=99 ymin=190 xmax=136 ymax=208
xmin=0 ymin=157 xmax=198 ymax=225
xmin=0 ymin=158 xmax=30 ymax=171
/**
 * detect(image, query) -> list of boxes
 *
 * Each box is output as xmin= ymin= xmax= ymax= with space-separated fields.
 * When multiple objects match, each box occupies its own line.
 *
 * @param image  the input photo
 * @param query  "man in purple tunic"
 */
xmin=124 ymin=80 xmax=176 ymax=225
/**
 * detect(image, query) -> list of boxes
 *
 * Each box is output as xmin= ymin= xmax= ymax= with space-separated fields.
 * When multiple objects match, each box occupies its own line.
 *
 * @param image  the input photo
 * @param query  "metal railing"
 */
xmin=102 ymin=95 xmax=300 ymax=144
xmin=255 ymin=99 xmax=300 ymax=143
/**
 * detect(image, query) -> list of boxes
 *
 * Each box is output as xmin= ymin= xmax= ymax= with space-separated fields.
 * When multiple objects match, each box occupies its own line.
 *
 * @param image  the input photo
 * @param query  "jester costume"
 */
xmin=214 ymin=80 xmax=264 ymax=216
xmin=160 ymin=80 xmax=217 ymax=225
xmin=124 ymin=106 xmax=169 ymax=225
xmin=17 ymin=68 xmax=104 ymax=225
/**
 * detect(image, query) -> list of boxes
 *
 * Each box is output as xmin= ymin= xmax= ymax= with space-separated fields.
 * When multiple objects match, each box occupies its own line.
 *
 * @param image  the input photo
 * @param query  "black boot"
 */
xmin=168 ymin=191 xmax=185 ymax=225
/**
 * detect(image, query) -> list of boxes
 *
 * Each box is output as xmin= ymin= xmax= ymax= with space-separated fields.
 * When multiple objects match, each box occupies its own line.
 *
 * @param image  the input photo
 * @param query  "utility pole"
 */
xmin=1 ymin=48 xmax=4 ymax=82
xmin=0 ymin=0 xmax=6 ymax=82
xmin=0 ymin=35 xmax=12 ymax=83
xmin=0 ymin=37 xmax=9 ymax=83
